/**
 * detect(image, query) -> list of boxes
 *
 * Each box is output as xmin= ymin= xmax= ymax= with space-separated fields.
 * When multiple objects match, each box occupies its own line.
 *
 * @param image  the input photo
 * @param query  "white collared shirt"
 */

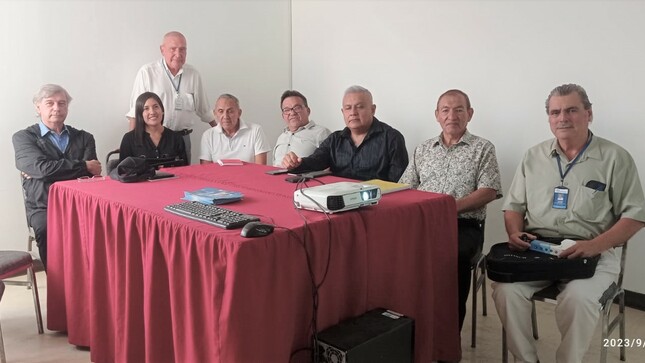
xmin=126 ymin=58 xmax=212 ymax=131
xmin=200 ymin=119 xmax=271 ymax=163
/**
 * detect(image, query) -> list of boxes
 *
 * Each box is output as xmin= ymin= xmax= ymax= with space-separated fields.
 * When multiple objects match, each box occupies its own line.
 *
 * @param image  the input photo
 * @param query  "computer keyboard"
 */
xmin=164 ymin=201 xmax=260 ymax=229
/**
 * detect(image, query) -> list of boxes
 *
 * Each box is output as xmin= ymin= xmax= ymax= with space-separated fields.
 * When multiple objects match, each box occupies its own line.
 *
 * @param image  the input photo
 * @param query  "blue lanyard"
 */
xmin=164 ymin=66 xmax=182 ymax=94
xmin=556 ymin=133 xmax=593 ymax=185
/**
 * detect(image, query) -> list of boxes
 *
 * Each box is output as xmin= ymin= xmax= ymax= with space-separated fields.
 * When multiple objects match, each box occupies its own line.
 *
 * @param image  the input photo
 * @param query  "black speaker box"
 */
xmin=316 ymin=308 xmax=414 ymax=363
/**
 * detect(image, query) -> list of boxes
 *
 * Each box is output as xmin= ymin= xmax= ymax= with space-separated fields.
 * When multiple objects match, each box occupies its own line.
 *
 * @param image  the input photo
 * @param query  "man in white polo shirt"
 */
xmin=200 ymin=94 xmax=270 ymax=164
xmin=272 ymin=90 xmax=331 ymax=166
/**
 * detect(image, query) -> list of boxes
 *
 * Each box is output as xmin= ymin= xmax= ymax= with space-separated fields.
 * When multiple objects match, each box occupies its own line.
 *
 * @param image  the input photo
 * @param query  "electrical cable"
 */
xmin=284 ymin=176 xmax=333 ymax=363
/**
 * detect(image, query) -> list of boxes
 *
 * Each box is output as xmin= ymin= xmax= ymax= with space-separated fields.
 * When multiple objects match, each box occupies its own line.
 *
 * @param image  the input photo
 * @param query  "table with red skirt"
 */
xmin=46 ymin=163 xmax=460 ymax=362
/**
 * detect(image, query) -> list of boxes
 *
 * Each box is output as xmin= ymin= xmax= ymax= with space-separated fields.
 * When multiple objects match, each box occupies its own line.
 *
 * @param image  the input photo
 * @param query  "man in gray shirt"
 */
xmin=273 ymin=90 xmax=330 ymax=166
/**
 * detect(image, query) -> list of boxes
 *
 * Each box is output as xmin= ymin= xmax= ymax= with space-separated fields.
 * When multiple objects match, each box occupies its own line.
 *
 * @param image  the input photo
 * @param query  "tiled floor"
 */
xmin=1 ymin=271 xmax=645 ymax=362
xmin=0 ymin=272 xmax=89 ymax=363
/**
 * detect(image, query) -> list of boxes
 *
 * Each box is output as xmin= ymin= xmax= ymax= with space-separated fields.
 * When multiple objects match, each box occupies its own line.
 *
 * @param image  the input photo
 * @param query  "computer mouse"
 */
xmin=240 ymin=221 xmax=275 ymax=238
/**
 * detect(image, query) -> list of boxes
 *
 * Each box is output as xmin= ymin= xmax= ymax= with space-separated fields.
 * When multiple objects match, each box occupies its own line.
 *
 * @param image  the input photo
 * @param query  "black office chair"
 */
xmin=105 ymin=148 xmax=120 ymax=175
xmin=502 ymin=244 xmax=628 ymax=363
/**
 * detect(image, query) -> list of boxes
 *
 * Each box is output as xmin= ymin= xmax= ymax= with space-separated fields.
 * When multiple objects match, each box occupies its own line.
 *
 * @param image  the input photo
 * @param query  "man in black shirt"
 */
xmin=282 ymin=85 xmax=408 ymax=182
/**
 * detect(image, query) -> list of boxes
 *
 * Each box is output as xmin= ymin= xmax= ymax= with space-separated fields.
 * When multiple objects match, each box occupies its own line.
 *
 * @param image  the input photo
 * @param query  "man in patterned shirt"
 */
xmin=399 ymin=89 xmax=502 ymax=332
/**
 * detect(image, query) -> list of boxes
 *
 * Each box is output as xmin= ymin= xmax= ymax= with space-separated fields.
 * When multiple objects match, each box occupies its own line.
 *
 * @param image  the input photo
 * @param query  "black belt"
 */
xmin=177 ymin=129 xmax=193 ymax=136
xmin=458 ymin=218 xmax=484 ymax=231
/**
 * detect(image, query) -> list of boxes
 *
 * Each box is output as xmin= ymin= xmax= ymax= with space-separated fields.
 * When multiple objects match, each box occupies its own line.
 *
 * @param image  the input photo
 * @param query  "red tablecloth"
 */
xmin=47 ymin=163 xmax=460 ymax=362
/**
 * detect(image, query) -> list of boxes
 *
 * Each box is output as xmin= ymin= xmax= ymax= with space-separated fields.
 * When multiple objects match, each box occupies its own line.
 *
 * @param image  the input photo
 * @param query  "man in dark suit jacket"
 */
xmin=13 ymin=84 xmax=102 ymax=268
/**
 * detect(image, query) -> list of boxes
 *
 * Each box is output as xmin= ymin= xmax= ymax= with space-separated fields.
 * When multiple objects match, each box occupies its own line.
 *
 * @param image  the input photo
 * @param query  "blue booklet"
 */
xmin=182 ymin=187 xmax=244 ymax=205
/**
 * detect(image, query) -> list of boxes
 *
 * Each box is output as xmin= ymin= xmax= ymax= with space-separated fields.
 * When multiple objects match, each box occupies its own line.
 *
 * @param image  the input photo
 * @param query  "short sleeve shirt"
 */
xmin=199 ymin=120 xmax=271 ymax=163
xmin=399 ymin=131 xmax=502 ymax=221
xmin=503 ymin=134 xmax=645 ymax=239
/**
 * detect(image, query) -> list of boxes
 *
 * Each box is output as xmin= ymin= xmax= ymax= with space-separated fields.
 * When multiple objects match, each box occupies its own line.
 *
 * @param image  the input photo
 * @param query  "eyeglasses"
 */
xmin=77 ymin=175 xmax=106 ymax=182
xmin=281 ymin=105 xmax=305 ymax=115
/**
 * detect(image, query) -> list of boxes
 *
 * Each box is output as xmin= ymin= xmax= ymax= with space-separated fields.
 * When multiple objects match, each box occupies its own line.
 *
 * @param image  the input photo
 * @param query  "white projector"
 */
xmin=293 ymin=181 xmax=382 ymax=213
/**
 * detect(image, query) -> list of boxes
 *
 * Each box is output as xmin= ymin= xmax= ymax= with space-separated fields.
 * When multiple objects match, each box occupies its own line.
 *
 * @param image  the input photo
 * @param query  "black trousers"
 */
xmin=457 ymin=218 xmax=484 ymax=331
xmin=29 ymin=210 xmax=48 ymax=270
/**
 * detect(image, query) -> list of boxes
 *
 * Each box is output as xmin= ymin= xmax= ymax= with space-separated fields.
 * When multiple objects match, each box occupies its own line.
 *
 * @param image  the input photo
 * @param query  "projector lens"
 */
xmin=361 ymin=191 xmax=369 ymax=201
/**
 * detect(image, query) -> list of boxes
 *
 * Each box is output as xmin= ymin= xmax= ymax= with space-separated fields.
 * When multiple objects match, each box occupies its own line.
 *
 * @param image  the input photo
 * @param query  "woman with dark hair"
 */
xmin=119 ymin=92 xmax=188 ymax=165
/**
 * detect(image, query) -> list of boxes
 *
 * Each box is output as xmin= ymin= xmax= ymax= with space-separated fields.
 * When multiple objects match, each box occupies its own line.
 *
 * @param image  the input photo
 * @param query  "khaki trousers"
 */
xmin=492 ymin=249 xmax=619 ymax=363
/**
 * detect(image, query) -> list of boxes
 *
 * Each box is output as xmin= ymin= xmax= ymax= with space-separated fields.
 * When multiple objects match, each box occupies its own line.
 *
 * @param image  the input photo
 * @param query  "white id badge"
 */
xmin=552 ymin=186 xmax=569 ymax=209
xmin=174 ymin=94 xmax=184 ymax=110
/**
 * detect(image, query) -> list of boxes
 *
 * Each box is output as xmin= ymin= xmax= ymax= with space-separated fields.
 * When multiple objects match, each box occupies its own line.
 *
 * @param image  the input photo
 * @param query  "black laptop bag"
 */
xmin=486 ymin=241 xmax=600 ymax=282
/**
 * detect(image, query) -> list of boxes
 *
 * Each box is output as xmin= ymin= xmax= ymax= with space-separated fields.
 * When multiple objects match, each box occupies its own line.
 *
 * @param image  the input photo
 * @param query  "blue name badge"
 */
xmin=552 ymin=186 xmax=569 ymax=209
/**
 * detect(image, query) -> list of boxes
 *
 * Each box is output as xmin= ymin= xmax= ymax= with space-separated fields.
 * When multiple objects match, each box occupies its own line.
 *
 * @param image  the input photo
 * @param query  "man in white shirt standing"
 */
xmin=126 ymin=31 xmax=216 ymax=163
xmin=200 ymin=94 xmax=270 ymax=165
xmin=272 ymin=90 xmax=331 ymax=166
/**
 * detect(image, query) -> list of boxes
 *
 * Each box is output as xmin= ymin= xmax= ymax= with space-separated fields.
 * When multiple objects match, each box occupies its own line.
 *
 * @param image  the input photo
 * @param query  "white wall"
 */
xmin=291 ymin=1 xmax=645 ymax=293
xmin=0 ymin=1 xmax=290 ymax=248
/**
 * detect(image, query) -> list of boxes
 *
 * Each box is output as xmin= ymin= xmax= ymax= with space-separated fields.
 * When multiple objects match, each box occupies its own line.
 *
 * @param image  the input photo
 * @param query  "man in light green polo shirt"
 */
xmin=492 ymin=84 xmax=645 ymax=363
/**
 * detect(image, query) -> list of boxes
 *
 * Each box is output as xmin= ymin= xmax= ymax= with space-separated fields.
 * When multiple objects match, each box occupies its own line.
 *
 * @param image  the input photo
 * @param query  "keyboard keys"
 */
xmin=164 ymin=201 xmax=259 ymax=229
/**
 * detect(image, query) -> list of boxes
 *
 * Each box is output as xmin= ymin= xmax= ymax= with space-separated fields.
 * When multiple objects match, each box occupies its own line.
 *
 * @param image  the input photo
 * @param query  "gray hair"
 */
xmin=215 ymin=93 xmax=240 ymax=108
xmin=344 ymin=85 xmax=372 ymax=99
xmin=545 ymin=84 xmax=592 ymax=113
xmin=33 ymin=84 xmax=72 ymax=105
xmin=162 ymin=31 xmax=186 ymax=44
